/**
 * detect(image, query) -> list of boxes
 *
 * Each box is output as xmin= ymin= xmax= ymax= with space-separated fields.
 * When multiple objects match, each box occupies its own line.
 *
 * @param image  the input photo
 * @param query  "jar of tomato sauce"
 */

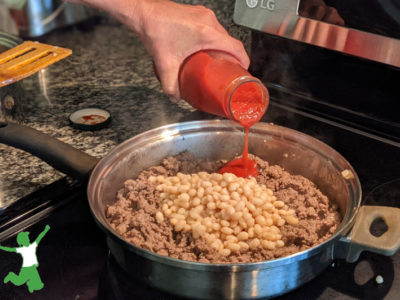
xmin=179 ymin=50 xmax=269 ymax=128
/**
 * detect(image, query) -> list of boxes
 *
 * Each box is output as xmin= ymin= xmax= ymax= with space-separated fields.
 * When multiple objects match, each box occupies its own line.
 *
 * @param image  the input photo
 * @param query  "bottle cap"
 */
xmin=69 ymin=108 xmax=111 ymax=131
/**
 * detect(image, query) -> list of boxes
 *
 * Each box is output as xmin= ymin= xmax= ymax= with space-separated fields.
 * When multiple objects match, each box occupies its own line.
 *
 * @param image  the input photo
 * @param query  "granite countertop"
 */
xmin=0 ymin=2 xmax=250 ymax=208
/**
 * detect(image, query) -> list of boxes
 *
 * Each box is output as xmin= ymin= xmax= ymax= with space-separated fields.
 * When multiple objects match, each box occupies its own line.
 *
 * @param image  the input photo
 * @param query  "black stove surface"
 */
xmin=97 ymin=249 xmax=398 ymax=300
xmin=0 ymin=102 xmax=399 ymax=300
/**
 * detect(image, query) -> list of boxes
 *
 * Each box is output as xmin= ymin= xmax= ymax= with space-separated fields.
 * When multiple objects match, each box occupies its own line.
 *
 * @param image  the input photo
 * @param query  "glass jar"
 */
xmin=179 ymin=50 xmax=269 ymax=128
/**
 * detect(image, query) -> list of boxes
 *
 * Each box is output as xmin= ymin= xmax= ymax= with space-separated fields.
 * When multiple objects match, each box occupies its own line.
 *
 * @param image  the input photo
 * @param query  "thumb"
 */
xmin=154 ymin=58 xmax=182 ymax=100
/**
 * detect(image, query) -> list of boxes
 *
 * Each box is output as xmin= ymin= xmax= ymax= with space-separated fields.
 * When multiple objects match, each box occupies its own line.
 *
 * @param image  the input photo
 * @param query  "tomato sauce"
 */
xmin=230 ymin=81 xmax=266 ymax=127
xmin=179 ymin=51 xmax=249 ymax=117
xmin=179 ymin=51 xmax=269 ymax=178
xmin=218 ymin=128 xmax=258 ymax=178
xmin=76 ymin=114 xmax=107 ymax=125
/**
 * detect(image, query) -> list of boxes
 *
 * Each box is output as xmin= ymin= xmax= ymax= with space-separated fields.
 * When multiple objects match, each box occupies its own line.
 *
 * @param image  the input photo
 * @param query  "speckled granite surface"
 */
xmin=0 ymin=2 xmax=250 ymax=207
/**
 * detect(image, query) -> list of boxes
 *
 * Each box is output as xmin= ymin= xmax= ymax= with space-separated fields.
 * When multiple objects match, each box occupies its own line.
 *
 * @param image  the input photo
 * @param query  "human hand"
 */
xmin=66 ymin=0 xmax=250 ymax=101
xmin=134 ymin=0 xmax=250 ymax=101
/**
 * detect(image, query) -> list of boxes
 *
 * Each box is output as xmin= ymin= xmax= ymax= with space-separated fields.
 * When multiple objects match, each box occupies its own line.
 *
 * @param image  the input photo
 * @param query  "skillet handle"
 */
xmin=0 ymin=122 xmax=99 ymax=180
xmin=335 ymin=205 xmax=400 ymax=262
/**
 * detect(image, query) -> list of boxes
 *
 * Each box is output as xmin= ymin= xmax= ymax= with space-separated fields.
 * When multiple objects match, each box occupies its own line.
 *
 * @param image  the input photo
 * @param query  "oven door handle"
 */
xmin=233 ymin=0 xmax=400 ymax=68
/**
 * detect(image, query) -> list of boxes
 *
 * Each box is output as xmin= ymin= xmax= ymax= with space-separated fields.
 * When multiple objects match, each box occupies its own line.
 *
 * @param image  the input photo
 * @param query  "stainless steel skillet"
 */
xmin=1 ymin=120 xmax=399 ymax=299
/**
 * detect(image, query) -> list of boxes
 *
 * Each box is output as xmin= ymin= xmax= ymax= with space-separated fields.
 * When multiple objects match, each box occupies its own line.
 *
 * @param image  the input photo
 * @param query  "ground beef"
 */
xmin=106 ymin=152 xmax=341 ymax=263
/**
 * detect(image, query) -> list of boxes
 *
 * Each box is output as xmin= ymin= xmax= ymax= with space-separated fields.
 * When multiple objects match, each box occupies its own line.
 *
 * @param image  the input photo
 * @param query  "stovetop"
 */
xmin=98 ymin=250 xmax=398 ymax=300
xmin=0 ymin=100 xmax=399 ymax=300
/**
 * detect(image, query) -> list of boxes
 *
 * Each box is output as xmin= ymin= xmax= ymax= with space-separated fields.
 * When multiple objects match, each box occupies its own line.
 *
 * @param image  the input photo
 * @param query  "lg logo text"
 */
xmin=246 ymin=0 xmax=276 ymax=11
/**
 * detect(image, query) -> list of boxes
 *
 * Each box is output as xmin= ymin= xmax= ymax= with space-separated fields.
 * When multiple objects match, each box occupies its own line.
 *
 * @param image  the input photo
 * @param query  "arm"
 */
xmin=66 ymin=0 xmax=249 ymax=101
xmin=0 ymin=245 xmax=16 ymax=252
xmin=35 ymin=224 xmax=50 ymax=245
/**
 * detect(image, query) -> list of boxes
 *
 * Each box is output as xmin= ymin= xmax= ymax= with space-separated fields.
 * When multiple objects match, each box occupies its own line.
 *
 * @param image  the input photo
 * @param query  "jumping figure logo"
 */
xmin=0 ymin=224 xmax=50 ymax=293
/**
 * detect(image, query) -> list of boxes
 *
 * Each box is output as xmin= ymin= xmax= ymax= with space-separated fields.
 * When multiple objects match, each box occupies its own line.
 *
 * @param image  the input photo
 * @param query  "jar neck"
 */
xmin=224 ymin=76 xmax=269 ymax=127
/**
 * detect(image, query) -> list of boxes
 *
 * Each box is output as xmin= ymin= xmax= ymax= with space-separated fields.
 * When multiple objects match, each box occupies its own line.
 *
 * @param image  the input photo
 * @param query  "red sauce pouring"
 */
xmin=218 ymin=81 xmax=267 ymax=177
xmin=179 ymin=51 xmax=269 ymax=178
xmin=218 ymin=128 xmax=258 ymax=177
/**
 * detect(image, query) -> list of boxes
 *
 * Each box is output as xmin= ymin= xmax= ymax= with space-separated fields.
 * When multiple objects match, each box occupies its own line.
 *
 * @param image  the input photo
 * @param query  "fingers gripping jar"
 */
xmin=178 ymin=50 xmax=269 ymax=128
